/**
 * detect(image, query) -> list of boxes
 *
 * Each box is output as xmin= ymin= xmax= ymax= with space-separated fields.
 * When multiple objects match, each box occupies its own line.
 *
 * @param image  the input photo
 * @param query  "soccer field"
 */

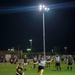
xmin=0 ymin=62 xmax=75 ymax=75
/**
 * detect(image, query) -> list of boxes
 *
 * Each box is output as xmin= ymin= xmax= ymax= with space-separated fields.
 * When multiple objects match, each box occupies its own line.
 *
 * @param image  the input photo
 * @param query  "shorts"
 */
xmin=24 ymin=63 xmax=27 ymax=65
xmin=16 ymin=72 xmax=22 ymax=75
xmin=61 ymin=58 xmax=64 ymax=61
xmin=38 ymin=66 xmax=44 ymax=70
xmin=33 ymin=60 xmax=37 ymax=63
xmin=55 ymin=62 xmax=60 ymax=66
xmin=33 ymin=60 xmax=37 ymax=64
xmin=46 ymin=60 xmax=50 ymax=63
xmin=68 ymin=63 xmax=72 ymax=65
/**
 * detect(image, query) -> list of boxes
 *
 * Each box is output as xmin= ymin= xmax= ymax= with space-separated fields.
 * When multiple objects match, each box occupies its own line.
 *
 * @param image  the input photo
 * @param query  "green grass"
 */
xmin=0 ymin=62 xmax=75 ymax=75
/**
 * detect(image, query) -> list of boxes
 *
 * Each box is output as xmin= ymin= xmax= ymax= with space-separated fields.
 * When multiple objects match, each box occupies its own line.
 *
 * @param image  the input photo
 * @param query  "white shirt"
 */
xmin=39 ymin=60 xmax=46 ymax=66
xmin=55 ymin=56 xmax=60 ymax=62
xmin=33 ymin=57 xmax=37 ymax=61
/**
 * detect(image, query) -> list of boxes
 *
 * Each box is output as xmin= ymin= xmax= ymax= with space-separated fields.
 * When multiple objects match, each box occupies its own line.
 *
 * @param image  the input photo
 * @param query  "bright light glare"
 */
xmin=45 ymin=7 xmax=47 ymax=10
xmin=39 ymin=7 xmax=42 ymax=11
xmin=43 ymin=5 xmax=45 ymax=8
xmin=39 ymin=5 xmax=43 ymax=11
xmin=29 ymin=39 xmax=32 ymax=42
xmin=39 ymin=5 xmax=42 ymax=8
xmin=45 ymin=7 xmax=50 ymax=11
xmin=48 ymin=8 xmax=50 ymax=10
xmin=39 ymin=5 xmax=49 ymax=11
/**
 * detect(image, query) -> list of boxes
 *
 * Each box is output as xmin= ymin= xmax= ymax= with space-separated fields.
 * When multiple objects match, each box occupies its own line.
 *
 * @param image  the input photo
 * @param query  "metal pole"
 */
xmin=43 ymin=12 xmax=45 ymax=57
xmin=30 ymin=41 xmax=32 ymax=52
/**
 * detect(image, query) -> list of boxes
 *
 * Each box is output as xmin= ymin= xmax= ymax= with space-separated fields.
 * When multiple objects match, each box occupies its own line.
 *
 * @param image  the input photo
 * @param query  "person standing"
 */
xmin=33 ymin=55 xmax=38 ymax=68
xmin=46 ymin=55 xmax=51 ymax=67
xmin=54 ymin=55 xmax=61 ymax=71
xmin=24 ymin=55 xmax=28 ymax=71
xmin=67 ymin=55 xmax=74 ymax=71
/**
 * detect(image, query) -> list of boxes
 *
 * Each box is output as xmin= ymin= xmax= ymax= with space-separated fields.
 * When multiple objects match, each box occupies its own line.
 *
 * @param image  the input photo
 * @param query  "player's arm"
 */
xmin=72 ymin=58 xmax=74 ymax=64
xmin=53 ymin=57 xmax=56 ymax=63
xmin=21 ymin=66 xmax=23 ymax=70
xmin=33 ymin=61 xmax=38 ymax=64
xmin=46 ymin=58 xmax=53 ymax=63
xmin=16 ymin=71 xmax=20 ymax=75
xmin=16 ymin=65 xmax=19 ymax=69
xmin=50 ymin=58 xmax=53 ymax=62
xmin=66 ymin=59 xmax=68 ymax=64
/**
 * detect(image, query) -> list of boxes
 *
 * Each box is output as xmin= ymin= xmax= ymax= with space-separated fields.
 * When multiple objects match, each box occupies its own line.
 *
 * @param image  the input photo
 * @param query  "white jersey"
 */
xmin=46 ymin=56 xmax=50 ymax=60
xmin=55 ymin=56 xmax=60 ymax=62
xmin=33 ymin=57 xmax=37 ymax=61
xmin=39 ymin=60 xmax=46 ymax=67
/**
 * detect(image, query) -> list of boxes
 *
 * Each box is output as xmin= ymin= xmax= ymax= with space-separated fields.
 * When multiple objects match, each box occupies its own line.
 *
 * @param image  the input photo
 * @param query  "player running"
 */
xmin=38 ymin=56 xmax=52 ymax=75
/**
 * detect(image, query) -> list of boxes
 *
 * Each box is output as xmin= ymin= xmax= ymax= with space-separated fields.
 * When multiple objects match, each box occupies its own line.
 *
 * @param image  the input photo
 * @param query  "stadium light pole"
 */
xmin=29 ymin=39 xmax=32 ymax=52
xmin=39 ymin=5 xmax=49 ymax=57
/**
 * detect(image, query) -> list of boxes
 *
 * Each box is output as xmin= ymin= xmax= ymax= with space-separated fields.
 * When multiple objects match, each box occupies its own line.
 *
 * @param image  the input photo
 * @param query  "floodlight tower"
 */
xmin=29 ymin=39 xmax=32 ymax=52
xmin=39 ymin=5 xmax=49 ymax=57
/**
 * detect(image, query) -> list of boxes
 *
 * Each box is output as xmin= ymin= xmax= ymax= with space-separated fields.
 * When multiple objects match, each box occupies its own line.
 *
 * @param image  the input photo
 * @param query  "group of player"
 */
xmin=16 ymin=54 xmax=74 ymax=75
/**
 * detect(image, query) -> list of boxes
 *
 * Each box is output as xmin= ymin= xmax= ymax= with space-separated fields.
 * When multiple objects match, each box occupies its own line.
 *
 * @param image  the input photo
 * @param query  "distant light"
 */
xmin=27 ymin=48 xmax=31 ymax=51
xmin=39 ymin=5 xmax=42 ymax=8
xmin=48 ymin=8 xmax=50 ymax=10
xmin=39 ymin=5 xmax=42 ymax=11
xmin=43 ymin=5 xmax=45 ymax=8
xmin=8 ymin=49 xmax=10 ymax=51
xmin=39 ymin=5 xmax=49 ymax=12
xmin=29 ymin=39 xmax=32 ymax=42
xmin=45 ymin=8 xmax=50 ymax=11
xmin=52 ymin=49 xmax=53 ymax=52
xmin=39 ymin=7 xmax=42 ymax=11
xmin=45 ymin=7 xmax=47 ymax=10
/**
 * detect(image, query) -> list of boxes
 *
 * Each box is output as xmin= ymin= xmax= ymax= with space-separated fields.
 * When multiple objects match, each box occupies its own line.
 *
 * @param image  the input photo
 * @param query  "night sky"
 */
xmin=0 ymin=0 xmax=75 ymax=53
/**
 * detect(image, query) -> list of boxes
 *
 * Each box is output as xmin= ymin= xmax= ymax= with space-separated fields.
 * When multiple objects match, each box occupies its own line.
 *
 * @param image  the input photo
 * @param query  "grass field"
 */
xmin=0 ymin=62 xmax=75 ymax=75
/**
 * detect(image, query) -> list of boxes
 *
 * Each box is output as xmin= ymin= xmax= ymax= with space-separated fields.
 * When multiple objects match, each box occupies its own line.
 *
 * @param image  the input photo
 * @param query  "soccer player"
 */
xmin=23 ymin=55 xmax=28 ymax=71
xmin=46 ymin=54 xmax=51 ymax=67
xmin=33 ymin=55 xmax=38 ymax=68
xmin=54 ymin=54 xmax=61 ymax=71
xmin=16 ymin=63 xmax=24 ymax=75
xmin=38 ymin=56 xmax=52 ymax=75
xmin=67 ymin=55 xmax=74 ymax=71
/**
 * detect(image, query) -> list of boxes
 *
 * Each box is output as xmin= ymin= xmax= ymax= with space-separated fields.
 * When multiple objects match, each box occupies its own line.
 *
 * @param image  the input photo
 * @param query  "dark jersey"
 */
xmin=68 ymin=57 xmax=73 ymax=63
xmin=24 ymin=57 xmax=27 ymax=63
xmin=16 ymin=65 xmax=23 ymax=73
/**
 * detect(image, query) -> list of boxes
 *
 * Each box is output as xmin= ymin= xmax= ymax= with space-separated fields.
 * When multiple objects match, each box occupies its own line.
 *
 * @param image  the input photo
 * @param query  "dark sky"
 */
xmin=0 ymin=0 xmax=75 ymax=53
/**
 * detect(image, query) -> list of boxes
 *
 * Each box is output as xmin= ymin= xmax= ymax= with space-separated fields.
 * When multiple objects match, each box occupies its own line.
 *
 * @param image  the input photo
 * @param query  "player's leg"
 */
xmin=49 ymin=62 xmax=50 ymax=67
xmin=67 ymin=63 xmax=70 ymax=71
xmin=24 ymin=63 xmax=27 ymax=71
xmin=70 ymin=64 xmax=72 ymax=71
xmin=46 ymin=62 xmax=48 ymax=67
xmin=56 ymin=63 xmax=58 ymax=71
xmin=59 ymin=63 xmax=61 ymax=71
xmin=38 ymin=66 xmax=41 ymax=73
xmin=33 ymin=61 xmax=35 ymax=68
xmin=40 ymin=69 xmax=44 ymax=75
xmin=22 ymin=72 xmax=24 ymax=75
